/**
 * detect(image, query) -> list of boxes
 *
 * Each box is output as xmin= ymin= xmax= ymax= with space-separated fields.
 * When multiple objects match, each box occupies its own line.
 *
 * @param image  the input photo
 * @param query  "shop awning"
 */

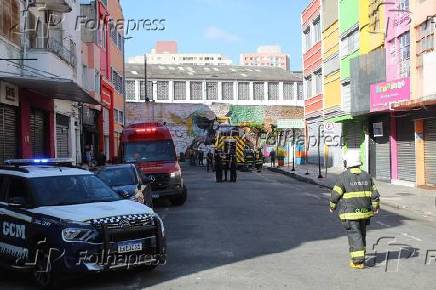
xmin=0 ymin=75 xmax=100 ymax=105
xmin=391 ymin=95 xmax=436 ymax=110
xmin=325 ymin=114 xmax=354 ymax=123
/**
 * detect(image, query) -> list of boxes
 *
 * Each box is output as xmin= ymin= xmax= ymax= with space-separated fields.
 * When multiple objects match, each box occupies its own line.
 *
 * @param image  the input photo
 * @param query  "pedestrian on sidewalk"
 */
xmin=229 ymin=154 xmax=237 ymax=182
xmin=329 ymin=149 xmax=380 ymax=270
xmin=270 ymin=149 xmax=276 ymax=168
xmin=214 ymin=151 xmax=223 ymax=182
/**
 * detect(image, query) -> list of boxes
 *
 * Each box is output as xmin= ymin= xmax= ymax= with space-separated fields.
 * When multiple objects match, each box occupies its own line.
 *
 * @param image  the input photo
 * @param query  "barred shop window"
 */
xmin=190 ymin=82 xmax=203 ymax=100
xmin=206 ymin=82 xmax=218 ymax=100
xmin=222 ymin=82 xmax=234 ymax=100
xmin=238 ymin=82 xmax=249 ymax=100
xmin=157 ymin=81 xmax=169 ymax=100
xmin=174 ymin=81 xmax=187 ymax=100
xmin=283 ymin=82 xmax=294 ymax=100
xmin=268 ymin=82 xmax=279 ymax=101
xmin=126 ymin=80 xmax=136 ymax=101
xmin=0 ymin=0 xmax=20 ymax=46
xmin=253 ymin=82 xmax=264 ymax=101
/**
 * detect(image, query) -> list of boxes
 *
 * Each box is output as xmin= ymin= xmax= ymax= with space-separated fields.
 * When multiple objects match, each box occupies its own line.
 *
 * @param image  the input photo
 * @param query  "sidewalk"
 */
xmin=266 ymin=163 xmax=436 ymax=219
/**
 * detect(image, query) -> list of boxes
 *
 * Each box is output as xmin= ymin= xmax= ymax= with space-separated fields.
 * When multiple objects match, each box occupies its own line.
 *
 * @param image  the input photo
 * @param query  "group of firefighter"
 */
xmin=187 ymin=147 xmax=238 ymax=182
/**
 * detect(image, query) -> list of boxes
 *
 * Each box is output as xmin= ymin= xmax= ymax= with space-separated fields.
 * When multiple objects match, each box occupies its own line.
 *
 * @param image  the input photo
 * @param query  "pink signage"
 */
xmin=370 ymin=78 xmax=410 ymax=112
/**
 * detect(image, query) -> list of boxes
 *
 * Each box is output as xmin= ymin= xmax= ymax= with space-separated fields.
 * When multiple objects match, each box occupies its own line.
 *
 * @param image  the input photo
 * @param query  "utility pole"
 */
xmin=318 ymin=123 xmax=323 ymax=179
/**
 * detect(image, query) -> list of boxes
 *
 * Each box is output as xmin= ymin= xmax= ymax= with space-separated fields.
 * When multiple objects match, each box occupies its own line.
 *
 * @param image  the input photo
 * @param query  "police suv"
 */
xmin=0 ymin=159 xmax=166 ymax=288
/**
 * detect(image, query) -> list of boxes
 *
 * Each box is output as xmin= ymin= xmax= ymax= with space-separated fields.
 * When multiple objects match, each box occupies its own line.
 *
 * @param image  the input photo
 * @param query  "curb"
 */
xmin=268 ymin=167 xmax=436 ymax=219
xmin=268 ymin=167 xmax=333 ymax=190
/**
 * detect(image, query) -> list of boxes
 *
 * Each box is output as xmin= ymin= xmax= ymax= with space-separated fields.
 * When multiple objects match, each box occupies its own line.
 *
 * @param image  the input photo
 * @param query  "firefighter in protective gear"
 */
xmin=329 ymin=149 xmax=380 ymax=269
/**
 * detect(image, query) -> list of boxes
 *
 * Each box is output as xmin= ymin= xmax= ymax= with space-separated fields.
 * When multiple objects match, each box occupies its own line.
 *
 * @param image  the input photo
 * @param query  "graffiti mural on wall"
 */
xmin=126 ymin=102 xmax=303 ymax=154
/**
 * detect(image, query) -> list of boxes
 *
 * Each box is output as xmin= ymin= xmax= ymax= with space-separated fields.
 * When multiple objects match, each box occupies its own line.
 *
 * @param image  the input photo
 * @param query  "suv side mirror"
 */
xmin=8 ymin=196 xmax=26 ymax=208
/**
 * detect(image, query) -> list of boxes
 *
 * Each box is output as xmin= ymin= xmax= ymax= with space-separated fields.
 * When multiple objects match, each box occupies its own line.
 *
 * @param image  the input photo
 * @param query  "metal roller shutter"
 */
xmin=424 ymin=119 xmax=436 ymax=185
xmin=397 ymin=118 xmax=416 ymax=182
xmin=56 ymin=114 xmax=70 ymax=158
xmin=0 ymin=104 xmax=18 ymax=163
xmin=31 ymin=109 xmax=47 ymax=158
xmin=370 ymin=118 xmax=391 ymax=181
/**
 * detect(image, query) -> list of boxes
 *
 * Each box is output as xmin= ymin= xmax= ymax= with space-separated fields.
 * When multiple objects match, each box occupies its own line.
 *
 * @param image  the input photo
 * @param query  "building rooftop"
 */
xmin=126 ymin=63 xmax=302 ymax=82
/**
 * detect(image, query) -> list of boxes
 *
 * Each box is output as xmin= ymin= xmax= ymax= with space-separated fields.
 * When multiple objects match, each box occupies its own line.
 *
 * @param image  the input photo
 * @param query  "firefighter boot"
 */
xmin=349 ymin=261 xmax=365 ymax=269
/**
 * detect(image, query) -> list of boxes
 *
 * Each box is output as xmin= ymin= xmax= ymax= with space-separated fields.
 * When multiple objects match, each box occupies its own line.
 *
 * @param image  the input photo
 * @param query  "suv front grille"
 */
xmin=145 ymin=173 xmax=170 ymax=190
xmin=88 ymin=214 xmax=154 ymax=230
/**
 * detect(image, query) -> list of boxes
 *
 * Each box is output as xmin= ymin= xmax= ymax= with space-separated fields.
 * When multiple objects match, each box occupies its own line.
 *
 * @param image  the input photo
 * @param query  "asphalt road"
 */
xmin=1 ymin=165 xmax=436 ymax=290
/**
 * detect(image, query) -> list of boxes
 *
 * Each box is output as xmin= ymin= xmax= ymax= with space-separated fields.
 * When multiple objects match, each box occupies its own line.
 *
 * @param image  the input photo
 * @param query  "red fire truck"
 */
xmin=119 ymin=122 xmax=187 ymax=205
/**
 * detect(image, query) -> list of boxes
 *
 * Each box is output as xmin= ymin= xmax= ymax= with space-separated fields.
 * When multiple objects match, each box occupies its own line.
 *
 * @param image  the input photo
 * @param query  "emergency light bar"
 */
xmin=135 ymin=128 xmax=157 ymax=133
xmin=4 ymin=158 xmax=75 ymax=167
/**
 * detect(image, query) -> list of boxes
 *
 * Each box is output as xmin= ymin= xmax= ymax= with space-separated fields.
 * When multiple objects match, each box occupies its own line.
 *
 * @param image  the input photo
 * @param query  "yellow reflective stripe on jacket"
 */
xmin=372 ymin=185 xmax=378 ymax=191
xmin=330 ymin=202 xmax=337 ymax=209
xmin=342 ymin=191 xmax=373 ymax=199
xmin=350 ymin=250 xmax=365 ymax=258
xmin=339 ymin=211 xmax=374 ymax=220
xmin=372 ymin=201 xmax=380 ymax=208
xmin=350 ymin=168 xmax=362 ymax=174
xmin=333 ymin=185 xmax=344 ymax=195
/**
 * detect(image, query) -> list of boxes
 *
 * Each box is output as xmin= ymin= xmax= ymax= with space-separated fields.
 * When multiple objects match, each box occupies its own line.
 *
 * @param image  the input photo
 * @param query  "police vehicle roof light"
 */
xmin=4 ymin=158 xmax=74 ymax=167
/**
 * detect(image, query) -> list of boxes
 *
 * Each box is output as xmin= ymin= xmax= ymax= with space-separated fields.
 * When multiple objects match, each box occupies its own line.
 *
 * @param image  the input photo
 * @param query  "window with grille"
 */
xmin=126 ymin=80 xmax=136 ymax=101
xmin=238 ymin=82 xmax=250 ymax=100
xmin=222 ymin=82 xmax=234 ymax=100
xmin=283 ymin=83 xmax=294 ymax=100
xmin=297 ymin=83 xmax=303 ymax=100
xmin=157 ymin=81 xmax=169 ymax=100
xmin=190 ymin=82 xmax=203 ymax=100
xmin=139 ymin=81 xmax=145 ymax=100
xmin=268 ymin=82 xmax=279 ymax=100
xmin=324 ymin=53 xmax=340 ymax=76
xmin=206 ymin=82 xmax=218 ymax=100
xmin=253 ymin=82 xmax=264 ymax=101
xmin=174 ymin=81 xmax=186 ymax=100
xmin=147 ymin=81 xmax=153 ymax=100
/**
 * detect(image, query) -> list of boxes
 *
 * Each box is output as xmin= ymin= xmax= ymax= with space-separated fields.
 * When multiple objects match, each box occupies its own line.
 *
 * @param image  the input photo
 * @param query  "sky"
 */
xmin=121 ymin=0 xmax=310 ymax=71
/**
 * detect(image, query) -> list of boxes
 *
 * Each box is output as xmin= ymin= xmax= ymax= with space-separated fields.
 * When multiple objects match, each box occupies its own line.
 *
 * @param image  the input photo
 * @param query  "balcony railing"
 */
xmin=29 ymin=36 xmax=77 ymax=68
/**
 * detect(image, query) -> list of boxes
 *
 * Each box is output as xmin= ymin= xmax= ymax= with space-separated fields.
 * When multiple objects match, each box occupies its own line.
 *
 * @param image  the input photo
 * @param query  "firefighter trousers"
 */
xmin=343 ymin=219 xmax=369 ymax=264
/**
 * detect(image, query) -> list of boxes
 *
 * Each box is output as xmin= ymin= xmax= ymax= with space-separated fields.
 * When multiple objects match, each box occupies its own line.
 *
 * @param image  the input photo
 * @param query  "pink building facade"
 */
xmin=240 ymin=46 xmax=290 ymax=71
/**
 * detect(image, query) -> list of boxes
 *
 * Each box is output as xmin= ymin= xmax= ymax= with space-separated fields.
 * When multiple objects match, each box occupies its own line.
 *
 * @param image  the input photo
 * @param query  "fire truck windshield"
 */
xmin=123 ymin=140 xmax=176 ymax=163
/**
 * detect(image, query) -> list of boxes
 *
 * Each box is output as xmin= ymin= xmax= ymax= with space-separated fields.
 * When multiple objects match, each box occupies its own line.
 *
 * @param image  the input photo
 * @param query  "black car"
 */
xmin=94 ymin=164 xmax=154 ymax=207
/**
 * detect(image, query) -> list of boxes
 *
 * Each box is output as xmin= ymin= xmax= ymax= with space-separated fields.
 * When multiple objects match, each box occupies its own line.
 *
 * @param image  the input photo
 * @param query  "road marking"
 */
xmin=401 ymin=233 xmax=423 ymax=242
xmin=376 ymin=221 xmax=391 ymax=228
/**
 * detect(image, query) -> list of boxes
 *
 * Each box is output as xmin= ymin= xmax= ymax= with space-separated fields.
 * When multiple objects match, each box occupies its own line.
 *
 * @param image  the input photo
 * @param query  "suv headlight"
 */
xmin=170 ymin=170 xmax=181 ymax=178
xmin=62 ymin=228 xmax=99 ymax=243
xmin=154 ymin=214 xmax=165 ymax=237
